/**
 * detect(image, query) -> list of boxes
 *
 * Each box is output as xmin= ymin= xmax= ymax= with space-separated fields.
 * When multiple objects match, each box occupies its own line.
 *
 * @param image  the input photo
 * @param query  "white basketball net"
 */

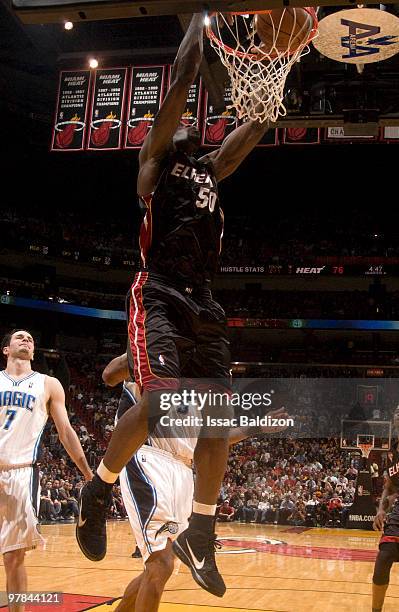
xmin=358 ymin=443 xmax=373 ymax=459
xmin=206 ymin=9 xmax=318 ymax=123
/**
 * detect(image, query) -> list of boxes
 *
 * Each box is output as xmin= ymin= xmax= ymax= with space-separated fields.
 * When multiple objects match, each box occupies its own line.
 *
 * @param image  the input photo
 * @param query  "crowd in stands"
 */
xmin=37 ymin=397 xmax=127 ymax=523
xmin=30 ymin=350 xmax=398 ymax=528
xmin=215 ymin=289 xmax=393 ymax=320
xmin=1 ymin=207 xmax=137 ymax=265
xmin=39 ymin=391 xmax=367 ymax=528
xmin=3 ymin=272 xmax=399 ymax=321
xmin=216 ymin=438 xmax=361 ymax=527
xmin=3 ymin=202 xmax=399 ymax=530
xmin=2 ymin=206 xmax=399 ymax=269
xmin=229 ymin=342 xmax=399 ymax=367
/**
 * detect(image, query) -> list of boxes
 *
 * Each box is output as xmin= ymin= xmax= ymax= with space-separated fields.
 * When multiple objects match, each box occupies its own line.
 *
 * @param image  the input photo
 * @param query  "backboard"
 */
xmin=341 ymin=419 xmax=391 ymax=451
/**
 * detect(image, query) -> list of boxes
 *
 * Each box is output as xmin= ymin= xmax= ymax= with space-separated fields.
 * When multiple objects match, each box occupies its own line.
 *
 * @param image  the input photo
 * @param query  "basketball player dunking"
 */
xmin=0 ymin=330 xmax=93 ymax=612
xmin=102 ymin=353 xmax=289 ymax=612
xmin=76 ymin=13 xmax=269 ymax=597
xmin=372 ymin=406 xmax=399 ymax=611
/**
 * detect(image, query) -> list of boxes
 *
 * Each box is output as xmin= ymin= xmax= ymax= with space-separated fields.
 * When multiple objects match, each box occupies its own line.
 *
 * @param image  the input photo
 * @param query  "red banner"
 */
xmin=124 ymin=65 xmax=166 ymax=149
xmin=87 ymin=67 xmax=127 ymax=151
xmin=201 ymin=84 xmax=238 ymax=147
xmin=167 ymin=68 xmax=202 ymax=127
xmin=51 ymin=70 xmax=91 ymax=152
xmin=283 ymin=127 xmax=320 ymax=145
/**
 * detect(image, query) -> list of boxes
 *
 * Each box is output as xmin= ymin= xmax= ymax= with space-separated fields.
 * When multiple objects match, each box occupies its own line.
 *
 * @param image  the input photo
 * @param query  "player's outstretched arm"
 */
xmin=228 ymin=407 xmax=290 ymax=446
xmin=102 ymin=352 xmax=129 ymax=387
xmin=200 ymin=119 xmax=270 ymax=182
xmin=373 ymin=476 xmax=397 ymax=530
xmin=138 ymin=13 xmax=204 ymax=193
xmin=46 ymin=376 xmax=93 ymax=481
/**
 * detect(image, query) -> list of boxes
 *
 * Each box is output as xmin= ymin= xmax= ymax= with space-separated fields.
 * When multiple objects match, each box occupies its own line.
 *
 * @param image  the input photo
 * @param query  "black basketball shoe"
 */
xmin=172 ymin=526 xmax=226 ymax=597
xmin=132 ymin=546 xmax=142 ymax=558
xmin=76 ymin=475 xmax=112 ymax=562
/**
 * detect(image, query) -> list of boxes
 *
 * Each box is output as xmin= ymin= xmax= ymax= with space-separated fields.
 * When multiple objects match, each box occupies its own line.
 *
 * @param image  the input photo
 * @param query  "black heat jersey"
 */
xmin=386 ymin=444 xmax=399 ymax=488
xmin=382 ymin=443 xmax=399 ymax=540
xmin=139 ymin=151 xmax=223 ymax=286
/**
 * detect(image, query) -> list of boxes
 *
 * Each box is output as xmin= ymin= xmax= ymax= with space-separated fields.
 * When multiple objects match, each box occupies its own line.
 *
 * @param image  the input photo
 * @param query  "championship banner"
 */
xmin=167 ymin=68 xmax=202 ymax=127
xmin=283 ymin=127 xmax=320 ymax=145
xmin=51 ymin=70 xmax=90 ymax=152
xmin=124 ymin=65 xmax=166 ymax=149
xmin=257 ymin=128 xmax=279 ymax=147
xmin=202 ymin=84 xmax=238 ymax=147
xmin=325 ymin=127 xmax=376 ymax=140
xmin=87 ymin=67 xmax=127 ymax=151
xmin=381 ymin=126 xmax=399 ymax=142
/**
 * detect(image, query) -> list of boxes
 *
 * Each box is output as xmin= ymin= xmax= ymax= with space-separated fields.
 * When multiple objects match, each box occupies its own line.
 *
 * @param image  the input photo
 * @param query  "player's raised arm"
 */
xmin=200 ymin=118 xmax=269 ymax=182
xmin=46 ymin=376 xmax=93 ymax=481
xmin=102 ymin=352 xmax=129 ymax=387
xmin=228 ymin=408 xmax=291 ymax=445
xmin=138 ymin=13 xmax=204 ymax=193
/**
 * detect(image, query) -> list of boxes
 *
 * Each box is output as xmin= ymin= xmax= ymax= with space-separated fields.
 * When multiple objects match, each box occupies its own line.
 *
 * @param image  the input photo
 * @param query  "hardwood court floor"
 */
xmin=1 ymin=522 xmax=399 ymax=611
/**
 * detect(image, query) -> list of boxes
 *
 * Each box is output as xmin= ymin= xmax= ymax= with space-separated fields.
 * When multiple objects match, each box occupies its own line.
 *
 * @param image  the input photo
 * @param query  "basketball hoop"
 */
xmin=358 ymin=443 xmax=373 ymax=459
xmin=357 ymin=434 xmax=375 ymax=459
xmin=205 ymin=9 xmax=318 ymax=123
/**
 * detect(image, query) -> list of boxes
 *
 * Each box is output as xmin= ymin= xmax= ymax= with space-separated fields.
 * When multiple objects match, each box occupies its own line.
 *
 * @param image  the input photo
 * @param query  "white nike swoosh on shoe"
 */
xmin=78 ymin=506 xmax=87 ymax=528
xmin=186 ymin=539 xmax=205 ymax=570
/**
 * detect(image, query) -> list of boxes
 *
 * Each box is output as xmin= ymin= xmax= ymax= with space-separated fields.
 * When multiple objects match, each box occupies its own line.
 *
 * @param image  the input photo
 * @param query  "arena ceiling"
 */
xmin=2 ymin=0 xmax=399 ymax=128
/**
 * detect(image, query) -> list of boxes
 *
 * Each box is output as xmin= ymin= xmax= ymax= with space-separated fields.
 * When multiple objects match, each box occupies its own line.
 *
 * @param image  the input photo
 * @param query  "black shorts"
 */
xmin=127 ymin=271 xmax=231 ymax=393
xmin=380 ymin=499 xmax=399 ymax=545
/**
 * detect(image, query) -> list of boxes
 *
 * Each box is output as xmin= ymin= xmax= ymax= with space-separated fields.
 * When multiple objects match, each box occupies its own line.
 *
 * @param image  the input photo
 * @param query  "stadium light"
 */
xmin=64 ymin=21 xmax=73 ymax=30
xmin=89 ymin=58 xmax=99 ymax=69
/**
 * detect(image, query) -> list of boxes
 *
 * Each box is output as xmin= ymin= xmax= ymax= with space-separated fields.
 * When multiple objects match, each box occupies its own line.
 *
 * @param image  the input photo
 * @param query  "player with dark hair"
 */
xmin=76 ymin=13 xmax=269 ymax=597
xmin=372 ymin=405 xmax=399 ymax=612
xmin=0 ymin=329 xmax=92 ymax=611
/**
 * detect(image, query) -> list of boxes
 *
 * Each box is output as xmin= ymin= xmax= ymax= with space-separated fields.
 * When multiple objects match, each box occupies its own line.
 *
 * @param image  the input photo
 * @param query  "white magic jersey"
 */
xmin=118 ymin=381 xmax=199 ymax=462
xmin=0 ymin=371 xmax=48 ymax=466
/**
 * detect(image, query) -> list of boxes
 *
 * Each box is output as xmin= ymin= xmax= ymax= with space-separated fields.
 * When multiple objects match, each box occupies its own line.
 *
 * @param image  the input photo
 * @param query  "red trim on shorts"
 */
xmin=380 ymin=535 xmax=399 ymax=544
xmin=128 ymin=272 xmax=180 ymax=393
xmin=139 ymin=194 xmax=153 ymax=267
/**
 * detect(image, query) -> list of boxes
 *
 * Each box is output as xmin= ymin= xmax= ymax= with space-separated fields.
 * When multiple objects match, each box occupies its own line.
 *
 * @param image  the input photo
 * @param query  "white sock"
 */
xmin=97 ymin=460 xmax=119 ymax=484
xmin=193 ymin=501 xmax=217 ymax=516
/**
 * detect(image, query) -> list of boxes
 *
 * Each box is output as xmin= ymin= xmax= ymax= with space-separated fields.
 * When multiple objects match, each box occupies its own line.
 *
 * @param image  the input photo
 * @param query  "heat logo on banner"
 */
xmin=341 ymin=19 xmax=399 ymax=58
xmin=88 ymin=68 xmax=127 ymax=150
xmin=202 ymin=84 xmax=238 ymax=146
xmin=52 ymin=71 xmax=90 ymax=151
xmin=125 ymin=66 xmax=165 ymax=149
xmin=170 ymin=70 xmax=202 ymax=128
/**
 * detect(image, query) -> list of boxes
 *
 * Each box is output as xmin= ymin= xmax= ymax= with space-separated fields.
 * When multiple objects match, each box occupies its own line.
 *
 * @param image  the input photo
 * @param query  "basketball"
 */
xmin=255 ymin=8 xmax=314 ymax=54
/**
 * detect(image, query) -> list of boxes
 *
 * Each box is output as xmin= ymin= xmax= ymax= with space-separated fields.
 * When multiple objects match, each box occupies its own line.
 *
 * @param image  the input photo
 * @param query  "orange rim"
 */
xmin=206 ymin=7 xmax=318 ymax=60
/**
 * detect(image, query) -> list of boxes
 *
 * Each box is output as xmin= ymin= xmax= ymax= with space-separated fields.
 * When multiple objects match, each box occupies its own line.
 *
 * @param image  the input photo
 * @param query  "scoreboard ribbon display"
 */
xmin=220 ymin=263 xmax=391 ymax=276
xmin=124 ymin=65 xmax=166 ymax=149
xmin=51 ymin=70 xmax=91 ymax=152
xmin=87 ymin=67 xmax=127 ymax=151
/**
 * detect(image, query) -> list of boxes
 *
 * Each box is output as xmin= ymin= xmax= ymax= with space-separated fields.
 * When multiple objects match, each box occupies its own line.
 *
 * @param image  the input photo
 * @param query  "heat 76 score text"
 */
xmin=262 ymin=264 xmax=388 ymax=275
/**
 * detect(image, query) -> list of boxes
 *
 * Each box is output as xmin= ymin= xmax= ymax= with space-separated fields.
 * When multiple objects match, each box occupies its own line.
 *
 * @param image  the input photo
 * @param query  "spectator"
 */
xmin=217 ymin=500 xmax=235 ymax=522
